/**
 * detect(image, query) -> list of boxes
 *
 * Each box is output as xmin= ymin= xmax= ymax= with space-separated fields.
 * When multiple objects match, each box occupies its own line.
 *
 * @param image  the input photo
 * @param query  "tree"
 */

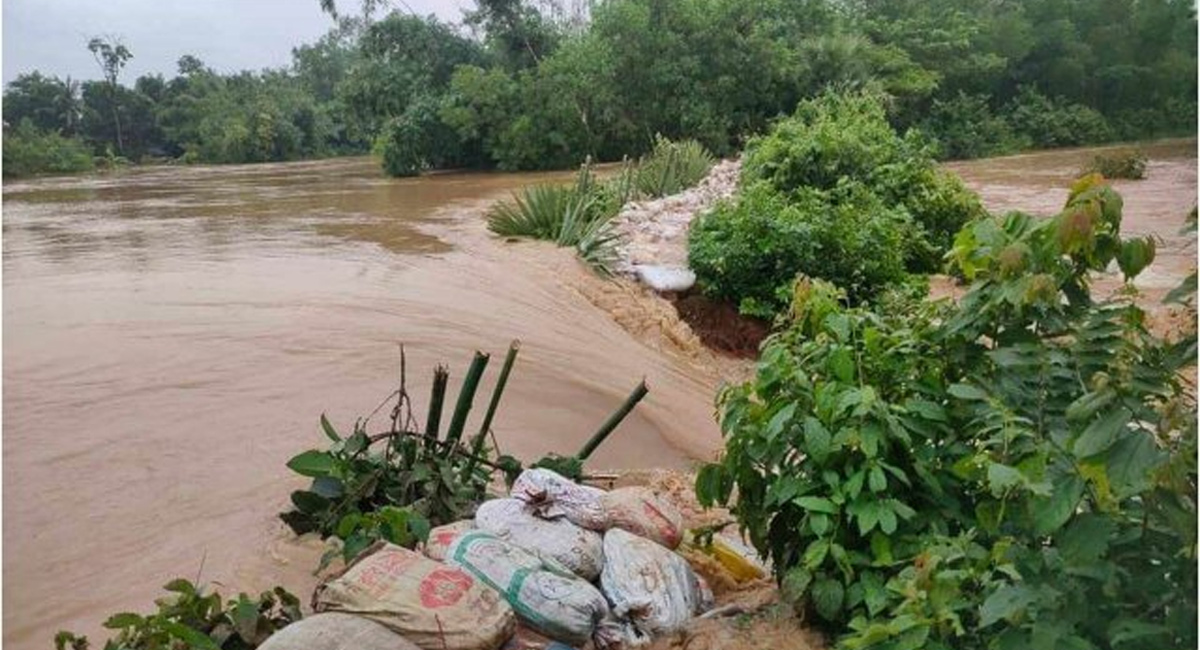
xmin=87 ymin=36 xmax=133 ymax=155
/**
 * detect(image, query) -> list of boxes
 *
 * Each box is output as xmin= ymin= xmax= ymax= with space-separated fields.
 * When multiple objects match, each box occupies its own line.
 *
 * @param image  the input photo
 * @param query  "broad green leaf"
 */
xmin=795 ymin=496 xmax=839 ymax=514
xmin=860 ymin=572 xmax=888 ymax=616
xmin=1057 ymin=514 xmax=1113 ymax=566
xmin=286 ymin=450 xmax=335 ymax=478
xmin=877 ymin=506 xmax=897 ymax=534
xmin=1104 ymin=429 xmax=1166 ymax=497
xmin=1031 ymin=475 xmax=1084 ymax=536
xmin=290 ymin=490 xmax=330 ymax=515
xmin=765 ymin=402 xmax=797 ymax=440
xmin=781 ymin=567 xmax=812 ymax=606
xmin=812 ymin=578 xmax=845 ymax=621
xmin=979 ymin=584 xmax=1037 ymax=627
xmin=320 ymin=413 xmax=341 ymax=442
xmin=232 ymin=596 xmax=259 ymax=643
xmin=311 ymin=475 xmax=344 ymax=499
xmin=869 ymin=531 xmax=893 ymax=564
xmin=160 ymin=622 xmax=220 ymax=650
xmin=1073 ymin=407 xmax=1131 ymax=458
xmin=986 ymin=462 xmax=1023 ymax=494
xmin=830 ymin=347 xmax=854 ymax=382
xmin=868 ymin=466 xmax=887 ymax=493
xmin=803 ymin=539 xmax=830 ymax=568
xmin=948 ymin=383 xmax=988 ymax=401
xmin=803 ymin=416 xmax=832 ymax=461
xmin=162 ymin=578 xmax=196 ymax=595
xmin=809 ymin=513 xmax=831 ymax=535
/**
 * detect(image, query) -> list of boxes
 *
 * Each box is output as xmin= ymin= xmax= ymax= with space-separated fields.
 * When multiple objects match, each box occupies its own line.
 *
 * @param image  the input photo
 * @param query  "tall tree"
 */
xmin=87 ymin=36 xmax=133 ymax=155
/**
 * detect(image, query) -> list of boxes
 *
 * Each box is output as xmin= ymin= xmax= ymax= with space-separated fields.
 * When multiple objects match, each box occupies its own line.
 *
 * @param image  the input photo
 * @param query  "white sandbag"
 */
xmin=510 ymin=468 xmax=607 ymax=530
xmin=600 ymin=487 xmax=684 ymax=550
xmin=313 ymin=542 xmax=515 ymax=650
xmin=633 ymin=265 xmax=696 ymax=292
xmin=424 ymin=519 xmax=476 ymax=561
xmin=258 ymin=613 xmax=420 ymax=650
xmin=446 ymin=531 xmax=618 ymax=647
xmin=600 ymin=529 xmax=712 ymax=639
xmin=475 ymin=498 xmax=605 ymax=581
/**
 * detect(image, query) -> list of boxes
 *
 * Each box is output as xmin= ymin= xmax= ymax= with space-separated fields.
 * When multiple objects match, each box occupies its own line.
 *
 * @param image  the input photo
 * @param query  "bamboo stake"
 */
xmin=443 ymin=351 xmax=490 ymax=453
xmin=424 ymin=365 xmax=449 ymax=452
xmin=577 ymin=379 xmax=649 ymax=460
xmin=463 ymin=340 xmax=520 ymax=479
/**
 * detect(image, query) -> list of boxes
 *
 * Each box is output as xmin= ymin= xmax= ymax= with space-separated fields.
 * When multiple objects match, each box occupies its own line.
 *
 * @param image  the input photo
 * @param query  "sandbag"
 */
xmin=501 ymin=625 xmax=581 ymax=650
xmin=446 ymin=531 xmax=616 ymax=647
xmin=600 ymin=529 xmax=712 ymax=639
xmin=600 ymin=487 xmax=684 ymax=550
xmin=313 ymin=542 xmax=515 ymax=650
xmin=475 ymin=498 xmax=605 ymax=581
xmin=424 ymin=519 xmax=476 ymax=561
xmin=510 ymin=468 xmax=607 ymax=530
xmin=258 ymin=613 xmax=420 ymax=650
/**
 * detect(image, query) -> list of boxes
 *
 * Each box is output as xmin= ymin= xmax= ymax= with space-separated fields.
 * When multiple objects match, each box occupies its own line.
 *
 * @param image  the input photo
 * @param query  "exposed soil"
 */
xmin=668 ymin=292 xmax=770 ymax=358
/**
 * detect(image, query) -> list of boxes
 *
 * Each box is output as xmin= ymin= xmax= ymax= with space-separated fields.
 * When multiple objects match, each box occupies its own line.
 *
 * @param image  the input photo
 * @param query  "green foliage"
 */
xmin=3 ymin=119 xmax=95 ymax=177
xmin=697 ymin=180 xmax=1197 ymax=650
xmin=634 ymin=136 xmax=715 ymax=198
xmin=921 ymin=93 xmax=1026 ymax=160
xmin=1005 ymin=86 xmax=1114 ymax=149
xmin=55 ymin=580 xmax=301 ymax=650
xmin=1083 ymin=151 xmax=1148 ymax=181
xmin=690 ymin=91 xmax=983 ymax=316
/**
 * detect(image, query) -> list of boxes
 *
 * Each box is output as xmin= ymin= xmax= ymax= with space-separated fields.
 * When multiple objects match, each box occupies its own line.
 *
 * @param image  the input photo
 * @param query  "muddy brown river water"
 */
xmin=3 ymin=140 xmax=1196 ymax=649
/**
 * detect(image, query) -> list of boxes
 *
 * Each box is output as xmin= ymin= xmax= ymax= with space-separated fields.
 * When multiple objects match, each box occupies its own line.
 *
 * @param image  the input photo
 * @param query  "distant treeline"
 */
xmin=4 ymin=0 xmax=1196 ymax=177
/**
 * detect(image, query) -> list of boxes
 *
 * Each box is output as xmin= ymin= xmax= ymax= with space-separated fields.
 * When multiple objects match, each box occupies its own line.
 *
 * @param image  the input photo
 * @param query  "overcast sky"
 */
xmin=3 ymin=0 xmax=471 ymax=85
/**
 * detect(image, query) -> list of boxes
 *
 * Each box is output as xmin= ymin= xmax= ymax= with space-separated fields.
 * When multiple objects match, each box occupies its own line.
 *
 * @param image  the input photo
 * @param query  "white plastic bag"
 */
xmin=313 ymin=542 xmax=515 ymax=650
xmin=510 ymin=468 xmax=607 ymax=530
xmin=599 ymin=529 xmax=712 ymax=639
xmin=446 ymin=530 xmax=618 ymax=647
xmin=475 ymin=498 xmax=605 ymax=581
xmin=258 ymin=613 xmax=420 ymax=650
xmin=600 ymin=487 xmax=684 ymax=550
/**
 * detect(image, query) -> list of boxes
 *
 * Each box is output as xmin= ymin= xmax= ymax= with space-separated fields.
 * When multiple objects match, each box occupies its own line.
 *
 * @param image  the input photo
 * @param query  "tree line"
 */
xmin=4 ymin=0 xmax=1196 ymax=177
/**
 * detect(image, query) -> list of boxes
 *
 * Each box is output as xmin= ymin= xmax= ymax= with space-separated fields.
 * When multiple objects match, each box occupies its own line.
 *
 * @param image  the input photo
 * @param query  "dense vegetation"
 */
xmin=5 ymin=0 xmax=1196 ymax=177
xmin=689 ymin=91 xmax=985 ymax=317
xmin=697 ymin=175 xmax=1197 ymax=649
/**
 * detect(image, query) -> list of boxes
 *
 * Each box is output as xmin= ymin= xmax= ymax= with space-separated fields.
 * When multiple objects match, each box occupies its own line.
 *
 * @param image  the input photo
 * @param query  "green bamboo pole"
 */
xmin=424 ymin=365 xmax=449 ymax=452
xmin=443 ymin=351 xmax=490 ymax=454
xmin=577 ymin=379 xmax=649 ymax=460
xmin=462 ymin=340 xmax=520 ymax=479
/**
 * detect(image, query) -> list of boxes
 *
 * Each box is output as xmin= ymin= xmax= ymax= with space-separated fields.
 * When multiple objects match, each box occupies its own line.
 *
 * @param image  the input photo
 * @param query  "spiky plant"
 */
xmin=635 ymin=135 xmax=715 ymax=198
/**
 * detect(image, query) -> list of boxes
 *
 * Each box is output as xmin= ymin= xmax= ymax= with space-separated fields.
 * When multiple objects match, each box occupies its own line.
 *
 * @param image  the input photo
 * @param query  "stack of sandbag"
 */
xmin=600 ymin=529 xmax=714 ymax=641
xmin=475 ymin=498 xmax=605 ymax=581
xmin=258 ymin=613 xmax=421 ymax=650
xmin=445 ymin=530 xmax=622 ymax=647
xmin=424 ymin=519 xmax=476 ymax=561
xmin=313 ymin=542 xmax=516 ymax=650
xmin=510 ymin=469 xmax=684 ymax=550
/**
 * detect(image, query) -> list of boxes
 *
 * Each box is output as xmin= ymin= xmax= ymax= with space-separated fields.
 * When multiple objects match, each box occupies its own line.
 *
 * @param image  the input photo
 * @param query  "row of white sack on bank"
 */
xmin=264 ymin=469 xmax=710 ymax=650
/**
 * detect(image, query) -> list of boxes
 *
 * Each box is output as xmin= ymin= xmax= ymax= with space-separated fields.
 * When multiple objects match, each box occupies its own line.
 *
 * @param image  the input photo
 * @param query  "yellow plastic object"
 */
xmin=682 ymin=531 xmax=766 ymax=583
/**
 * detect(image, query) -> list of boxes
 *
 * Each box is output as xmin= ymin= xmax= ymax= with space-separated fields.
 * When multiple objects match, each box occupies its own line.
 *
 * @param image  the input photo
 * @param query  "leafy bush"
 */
xmin=689 ymin=182 xmax=911 ymax=317
xmin=1082 ymin=150 xmax=1148 ymax=180
xmin=635 ymin=135 xmax=715 ymax=198
xmin=691 ymin=90 xmax=983 ymax=315
xmin=2 ymin=119 xmax=94 ymax=177
xmin=1005 ymin=86 xmax=1114 ymax=149
xmin=697 ymin=177 xmax=1197 ymax=649
xmin=55 ymin=579 xmax=301 ymax=650
xmin=921 ymin=92 xmax=1026 ymax=160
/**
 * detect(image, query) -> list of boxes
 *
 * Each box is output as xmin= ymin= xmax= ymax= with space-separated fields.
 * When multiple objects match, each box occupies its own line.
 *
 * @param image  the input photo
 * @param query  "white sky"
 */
xmin=2 ymin=0 xmax=472 ymax=85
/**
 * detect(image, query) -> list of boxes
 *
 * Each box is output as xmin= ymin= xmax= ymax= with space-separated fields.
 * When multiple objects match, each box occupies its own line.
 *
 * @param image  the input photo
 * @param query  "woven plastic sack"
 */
xmin=258 ymin=613 xmax=420 ymax=650
xmin=475 ymin=498 xmax=604 ymax=581
xmin=510 ymin=468 xmax=607 ymax=530
xmin=313 ymin=542 xmax=515 ymax=650
xmin=600 ymin=487 xmax=684 ymax=549
xmin=501 ymin=625 xmax=582 ymax=650
xmin=446 ymin=531 xmax=617 ymax=647
xmin=424 ymin=520 xmax=476 ymax=561
xmin=599 ymin=529 xmax=712 ymax=639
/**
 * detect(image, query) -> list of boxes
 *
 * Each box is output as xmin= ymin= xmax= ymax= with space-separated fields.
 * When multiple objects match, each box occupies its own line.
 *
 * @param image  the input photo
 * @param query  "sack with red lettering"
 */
xmin=599 ymin=487 xmax=684 ymax=549
xmin=475 ymin=498 xmax=604 ymax=581
xmin=423 ymin=520 xmax=475 ymax=561
xmin=510 ymin=468 xmax=607 ymax=530
xmin=313 ymin=542 xmax=515 ymax=650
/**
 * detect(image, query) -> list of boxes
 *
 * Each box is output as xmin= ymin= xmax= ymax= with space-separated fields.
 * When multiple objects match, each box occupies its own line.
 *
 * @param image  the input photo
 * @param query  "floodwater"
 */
xmin=3 ymin=159 xmax=726 ymax=649
xmin=3 ymin=139 xmax=1196 ymax=649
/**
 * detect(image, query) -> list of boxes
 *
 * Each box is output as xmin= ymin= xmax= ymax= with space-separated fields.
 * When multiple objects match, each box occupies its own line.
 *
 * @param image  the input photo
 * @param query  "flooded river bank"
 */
xmin=3 ymin=139 xmax=1195 ymax=649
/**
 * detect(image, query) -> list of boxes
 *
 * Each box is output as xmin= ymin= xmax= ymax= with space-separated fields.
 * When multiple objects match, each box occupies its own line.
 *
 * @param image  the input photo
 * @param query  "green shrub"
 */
xmin=1005 ymin=86 xmax=1114 ymax=149
xmin=921 ymin=92 xmax=1027 ymax=160
xmin=2 ymin=119 xmax=94 ymax=177
xmin=697 ymin=178 xmax=1197 ymax=650
xmin=635 ymin=135 xmax=715 ymax=197
xmin=688 ymin=182 xmax=910 ymax=316
xmin=691 ymin=90 xmax=982 ymax=315
xmin=1082 ymin=150 xmax=1148 ymax=180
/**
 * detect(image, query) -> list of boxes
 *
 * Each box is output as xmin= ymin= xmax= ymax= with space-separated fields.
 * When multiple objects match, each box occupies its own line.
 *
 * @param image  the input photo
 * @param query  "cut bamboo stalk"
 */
xmin=424 ymin=365 xmax=449 ymax=451
xmin=577 ymin=379 xmax=649 ymax=460
xmin=463 ymin=340 xmax=520 ymax=479
xmin=443 ymin=351 xmax=490 ymax=453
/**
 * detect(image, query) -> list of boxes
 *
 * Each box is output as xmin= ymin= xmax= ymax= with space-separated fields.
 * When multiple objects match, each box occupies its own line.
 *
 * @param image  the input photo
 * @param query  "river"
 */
xmin=4 ymin=140 xmax=1196 ymax=649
